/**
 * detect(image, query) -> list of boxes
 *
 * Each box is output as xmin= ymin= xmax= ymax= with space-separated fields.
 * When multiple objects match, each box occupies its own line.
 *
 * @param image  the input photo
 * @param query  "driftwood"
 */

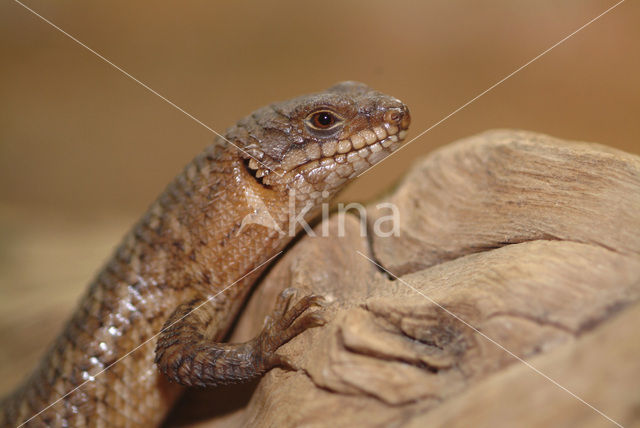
xmin=166 ymin=130 xmax=640 ymax=427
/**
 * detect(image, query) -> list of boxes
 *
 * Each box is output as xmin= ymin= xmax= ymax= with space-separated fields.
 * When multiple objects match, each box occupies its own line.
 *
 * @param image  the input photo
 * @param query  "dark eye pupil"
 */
xmin=315 ymin=112 xmax=333 ymax=127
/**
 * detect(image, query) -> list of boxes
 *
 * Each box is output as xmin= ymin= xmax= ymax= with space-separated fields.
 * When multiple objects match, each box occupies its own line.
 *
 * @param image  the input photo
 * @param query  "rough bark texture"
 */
xmin=170 ymin=130 xmax=640 ymax=427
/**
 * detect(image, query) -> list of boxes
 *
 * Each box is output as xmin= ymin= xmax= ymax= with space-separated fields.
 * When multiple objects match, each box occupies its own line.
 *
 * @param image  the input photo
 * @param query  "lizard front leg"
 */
xmin=154 ymin=288 xmax=326 ymax=387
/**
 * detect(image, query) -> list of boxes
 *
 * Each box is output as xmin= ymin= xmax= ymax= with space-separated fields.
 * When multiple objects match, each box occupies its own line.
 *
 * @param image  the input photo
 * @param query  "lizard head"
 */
xmin=228 ymin=81 xmax=410 ymax=200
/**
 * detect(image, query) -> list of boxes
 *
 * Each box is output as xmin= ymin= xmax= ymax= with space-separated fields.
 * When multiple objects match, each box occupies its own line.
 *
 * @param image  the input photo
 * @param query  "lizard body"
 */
xmin=0 ymin=82 xmax=410 ymax=427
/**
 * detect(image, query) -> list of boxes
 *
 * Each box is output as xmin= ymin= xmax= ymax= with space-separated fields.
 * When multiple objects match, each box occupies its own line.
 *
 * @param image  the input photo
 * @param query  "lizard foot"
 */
xmin=155 ymin=288 xmax=326 ymax=387
xmin=255 ymin=288 xmax=327 ymax=370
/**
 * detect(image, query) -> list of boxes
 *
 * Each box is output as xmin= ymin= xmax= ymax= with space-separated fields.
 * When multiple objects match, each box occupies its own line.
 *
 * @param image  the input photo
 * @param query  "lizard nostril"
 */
xmin=384 ymin=107 xmax=408 ymax=126
xmin=385 ymin=110 xmax=400 ymax=124
xmin=384 ymin=108 xmax=402 ymax=124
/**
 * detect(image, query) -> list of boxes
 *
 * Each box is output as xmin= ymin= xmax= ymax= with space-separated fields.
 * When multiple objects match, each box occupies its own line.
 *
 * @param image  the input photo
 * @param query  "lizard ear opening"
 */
xmin=243 ymin=157 xmax=271 ymax=188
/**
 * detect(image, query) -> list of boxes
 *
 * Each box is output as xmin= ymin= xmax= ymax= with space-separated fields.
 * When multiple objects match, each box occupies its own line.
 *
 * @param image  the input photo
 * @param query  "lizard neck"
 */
xmin=133 ymin=141 xmax=298 ymax=297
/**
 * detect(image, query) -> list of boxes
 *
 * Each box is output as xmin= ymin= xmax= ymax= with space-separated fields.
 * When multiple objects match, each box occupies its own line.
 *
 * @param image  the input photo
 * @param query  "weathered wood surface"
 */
xmin=1 ymin=130 xmax=638 ymax=427
xmin=168 ymin=130 xmax=640 ymax=427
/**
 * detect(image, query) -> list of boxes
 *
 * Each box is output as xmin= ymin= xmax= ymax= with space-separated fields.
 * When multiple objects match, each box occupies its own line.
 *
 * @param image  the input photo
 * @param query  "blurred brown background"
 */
xmin=1 ymin=0 xmax=638 ymax=396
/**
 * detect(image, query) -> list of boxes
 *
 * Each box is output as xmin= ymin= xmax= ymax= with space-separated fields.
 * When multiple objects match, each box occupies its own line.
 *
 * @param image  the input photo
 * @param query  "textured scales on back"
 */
xmin=1 ymin=82 xmax=410 ymax=427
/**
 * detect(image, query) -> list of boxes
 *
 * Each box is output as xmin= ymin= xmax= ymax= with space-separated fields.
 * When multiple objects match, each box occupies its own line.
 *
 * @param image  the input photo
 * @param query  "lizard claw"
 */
xmin=257 ymin=288 xmax=328 ymax=366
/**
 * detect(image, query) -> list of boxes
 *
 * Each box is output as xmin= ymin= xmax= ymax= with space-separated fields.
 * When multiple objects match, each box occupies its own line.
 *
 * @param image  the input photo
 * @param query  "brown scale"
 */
xmin=0 ymin=81 xmax=410 ymax=427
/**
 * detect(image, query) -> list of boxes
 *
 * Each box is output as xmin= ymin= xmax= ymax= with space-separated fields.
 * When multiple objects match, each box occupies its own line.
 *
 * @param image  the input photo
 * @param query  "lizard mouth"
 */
xmin=245 ymin=118 xmax=409 ymax=185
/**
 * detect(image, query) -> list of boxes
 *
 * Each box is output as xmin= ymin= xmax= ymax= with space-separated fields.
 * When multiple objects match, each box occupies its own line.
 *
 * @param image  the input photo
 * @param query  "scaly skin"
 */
xmin=0 ymin=82 xmax=410 ymax=427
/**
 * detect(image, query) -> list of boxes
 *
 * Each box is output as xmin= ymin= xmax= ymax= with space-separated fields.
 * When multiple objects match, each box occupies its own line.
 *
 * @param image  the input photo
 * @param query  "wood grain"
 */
xmin=2 ymin=130 xmax=639 ymax=427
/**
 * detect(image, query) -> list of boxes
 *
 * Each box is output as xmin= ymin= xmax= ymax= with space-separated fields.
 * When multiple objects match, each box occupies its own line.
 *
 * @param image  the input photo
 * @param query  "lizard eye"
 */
xmin=305 ymin=110 xmax=343 ymax=131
